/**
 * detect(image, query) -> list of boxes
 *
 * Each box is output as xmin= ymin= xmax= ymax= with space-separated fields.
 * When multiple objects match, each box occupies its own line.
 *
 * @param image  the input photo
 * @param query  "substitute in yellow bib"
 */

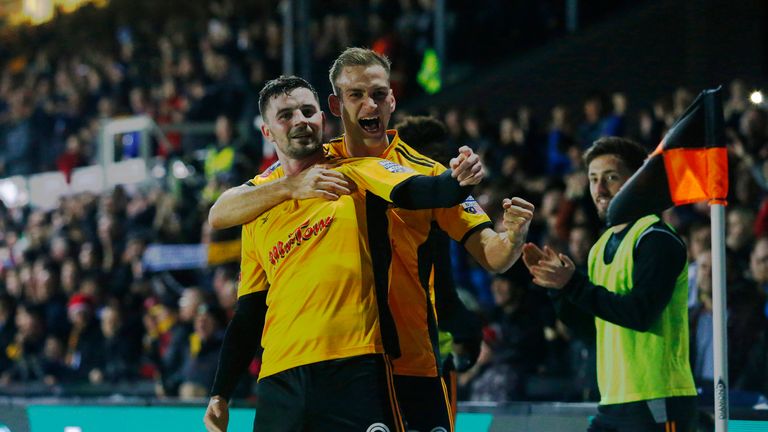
xmin=523 ymin=137 xmax=697 ymax=432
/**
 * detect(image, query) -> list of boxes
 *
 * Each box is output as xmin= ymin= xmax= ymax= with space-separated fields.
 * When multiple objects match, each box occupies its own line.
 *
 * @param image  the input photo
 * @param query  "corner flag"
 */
xmin=607 ymin=87 xmax=728 ymax=226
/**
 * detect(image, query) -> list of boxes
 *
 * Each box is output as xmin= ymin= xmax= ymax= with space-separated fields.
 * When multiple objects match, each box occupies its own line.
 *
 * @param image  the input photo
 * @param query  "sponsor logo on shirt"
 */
xmin=258 ymin=161 xmax=282 ymax=178
xmin=461 ymin=196 xmax=485 ymax=215
xmin=268 ymin=216 xmax=334 ymax=265
xmin=378 ymin=160 xmax=412 ymax=173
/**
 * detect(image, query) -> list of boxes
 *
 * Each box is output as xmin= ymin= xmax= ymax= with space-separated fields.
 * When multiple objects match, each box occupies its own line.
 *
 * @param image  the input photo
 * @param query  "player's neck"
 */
xmin=279 ymin=152 xmax=325 ymax=176
xmin=345 ymin=135 xmax=390 ymax=158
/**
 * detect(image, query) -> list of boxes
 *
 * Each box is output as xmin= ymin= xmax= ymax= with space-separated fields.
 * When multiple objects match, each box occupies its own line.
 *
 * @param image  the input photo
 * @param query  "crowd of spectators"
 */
xmin=1 ymin=0 xmax=768 ymax=405
xmin=436 ymin=78 xmax=768 ymax=403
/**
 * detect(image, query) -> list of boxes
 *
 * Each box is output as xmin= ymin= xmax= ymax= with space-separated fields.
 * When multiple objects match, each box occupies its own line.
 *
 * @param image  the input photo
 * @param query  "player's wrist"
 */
xmin=506 ymin=230 xmax=523 ymax=248
xmin=209 ymin=395 xmax=228 ymax=404
xmin=281 ymin=176 xmax=299 ymax=200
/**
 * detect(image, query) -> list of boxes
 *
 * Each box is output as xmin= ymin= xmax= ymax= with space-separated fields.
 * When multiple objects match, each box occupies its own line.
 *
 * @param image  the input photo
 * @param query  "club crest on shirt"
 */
xmin=268 ymin=216 xmax=334 ymax=265
xmin=378 ymin=160 xmax=412 ymax=173
xmin=461 ymin=196 xmax=486 ymax=215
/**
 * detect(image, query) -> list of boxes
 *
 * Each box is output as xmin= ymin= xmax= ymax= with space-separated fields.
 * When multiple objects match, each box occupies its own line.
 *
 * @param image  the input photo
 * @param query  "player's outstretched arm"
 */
xmin=208 ymin=166 xmax=354 ymax=230
xmin=464 ymin=197 xmax=534 ymax=273
xmin=390 ymin=170 xmax=474 ymax=209
xmin=204 ymin=292 xmax=267 ymax=431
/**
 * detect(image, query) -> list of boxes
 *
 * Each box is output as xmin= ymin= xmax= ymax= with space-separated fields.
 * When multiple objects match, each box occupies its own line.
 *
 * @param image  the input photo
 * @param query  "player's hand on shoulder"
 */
xmin=288 ymin=165 xmax=356 ymax=201
xmin=449 ymin=146 xmax=484 ymax=186
xmin=204 ymin=396 xmax=230 ymax=432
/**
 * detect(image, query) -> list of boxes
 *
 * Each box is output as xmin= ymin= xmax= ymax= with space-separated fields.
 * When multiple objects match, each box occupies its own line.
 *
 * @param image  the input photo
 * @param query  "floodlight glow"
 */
xmin=750 ymin=91 xmax=763 ymax=105
xmin=172 ymin=160 xmax=190 ymax=179
xmin=152 ymin=164 xmax=167 ymax=178
xmin=0 ymin=181 xmax=19 ymax=205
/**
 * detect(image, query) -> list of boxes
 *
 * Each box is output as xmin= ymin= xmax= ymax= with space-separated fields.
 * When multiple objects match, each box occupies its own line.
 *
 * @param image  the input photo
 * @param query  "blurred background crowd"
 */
xmin=1 ymin=0 xmax=767 ymax=405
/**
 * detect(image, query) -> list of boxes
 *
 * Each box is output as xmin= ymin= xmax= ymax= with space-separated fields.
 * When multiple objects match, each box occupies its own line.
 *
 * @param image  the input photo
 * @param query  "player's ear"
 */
xmin=260 ymin=123 xmax=273 ymax=143
xmin=328 ymin=93 xmax=341 ymax=117
xmin=388 ymin=89 xmax=396 ymax=113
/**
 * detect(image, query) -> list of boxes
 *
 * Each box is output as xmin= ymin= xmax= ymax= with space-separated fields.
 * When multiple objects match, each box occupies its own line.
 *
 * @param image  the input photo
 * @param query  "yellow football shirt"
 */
xmin=327 ymin=131 xmax=492 ymax=377
xmin=238 ymin=156 xmax=422 ymax=379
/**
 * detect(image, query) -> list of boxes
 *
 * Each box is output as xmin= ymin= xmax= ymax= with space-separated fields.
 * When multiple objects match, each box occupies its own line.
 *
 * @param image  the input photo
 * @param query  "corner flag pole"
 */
xmin=710 ymin=200 xmax=728 ymax=432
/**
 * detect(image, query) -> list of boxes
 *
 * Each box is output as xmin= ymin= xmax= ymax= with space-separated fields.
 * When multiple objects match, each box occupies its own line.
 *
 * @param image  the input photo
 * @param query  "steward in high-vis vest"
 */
xmin=522 ymin=137 xmax=698 ymax=432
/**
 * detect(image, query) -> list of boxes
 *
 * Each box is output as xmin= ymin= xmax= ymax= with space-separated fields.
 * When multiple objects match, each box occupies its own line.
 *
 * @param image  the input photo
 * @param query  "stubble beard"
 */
xmin=284 ymin=139 xmax=322 ymax=159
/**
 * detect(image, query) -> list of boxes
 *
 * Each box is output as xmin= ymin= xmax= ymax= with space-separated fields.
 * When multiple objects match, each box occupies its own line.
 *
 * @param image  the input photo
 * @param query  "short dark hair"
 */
xmin=583 ymin=136 xmax=647 ymax=173
xmin=258 ymin=75 xmax=319 ymax=117
xmin=329 ymin=47 xmax=391 ymax=95
xmin=395 ymin=116 xmax=454 ymax=166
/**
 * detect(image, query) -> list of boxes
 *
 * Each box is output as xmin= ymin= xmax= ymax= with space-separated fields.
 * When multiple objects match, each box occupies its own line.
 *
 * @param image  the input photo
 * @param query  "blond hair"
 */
xmin=328 ymin=47 xmax=391 ymax=94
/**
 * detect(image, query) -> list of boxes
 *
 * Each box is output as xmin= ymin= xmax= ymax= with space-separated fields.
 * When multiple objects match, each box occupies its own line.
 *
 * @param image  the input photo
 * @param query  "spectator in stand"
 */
xmin=2 ymin=91 xmax=38 ymax=177
xmin=27 ymin=258 xmax=68 ymax=340
xmin=459 ymin=275 xmax=547 ymax=401
xmin=40 ymin=335 xmax=69 ymax=385
xmin=59 ymin=259 xmax=80 ymax=299
xmin=689 ymin=249 xmax=765 ymax=387
xmin=78 ymin=242 xmax=103 ymax=278
xmin=482 ymin=116 xmax=523 ymax=180
xmin=56 ymin=135 xmax=88 ymax=183
xmin=461 ymin=111 xmax=492 ymax=154
xmin=202 ymin=115 xmax=250 ymax=195
xmin=726 ymin=206 xmax=756 ymax=276
xmin=685 ymin=222 xmax=711 ymax=308
xmin=1 ymin=304 xmax=46 ymax=384
xmin=0 ymin=295 xmax=16 ymax=375
xmin=211 ymin=266 xmax=238 ymax=319
xmin=64 ymin=293 xmax=104 ymax=382
xmin=602 ymin=92 xmax=627 ymax=137
xmin=577 ymin=93 xmax=606 ymax=149
xmin=688 ymin=250 xmax=715 ymax=386
xmin=749 ymin=237 xmax=768 ymax=297
xmin=143 ymin=295 xmax=188 ymax=397
xmin=562 ymin=226 xmax=599 ymax=401
xmin=736 ymin=238 xmax=768 ymax=395
xmin=724 ymin=79 xmax=748 ymax=129
xmin=546 ymin=105 xmax=576 ymax=177
xmin=637 ymin=107 xmax=664 ymax=150
xmin=109 ymin=234 xmax=147 ymax=301
xmin=90 ymin=304 xmax=141 ymax=384
xmin=179 ymin=303 xmax=226 ymax=399
xmin=179 ymin=287 xmax=206 ymax=331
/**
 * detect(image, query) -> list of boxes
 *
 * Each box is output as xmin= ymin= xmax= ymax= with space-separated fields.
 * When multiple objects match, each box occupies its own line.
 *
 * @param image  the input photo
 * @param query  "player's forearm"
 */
xmin=391 ymin=171 xmax=472 ymax=209
xmin=210 ymin=293 xmax=266 ymax=400
xmin=208 ymin=181 xmax=293 ymax=230
xmin=466 ymin=229 xmax=523 ymax=273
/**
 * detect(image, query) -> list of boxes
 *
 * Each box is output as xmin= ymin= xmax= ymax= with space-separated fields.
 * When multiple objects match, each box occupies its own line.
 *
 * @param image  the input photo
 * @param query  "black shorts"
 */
xmin=588 ymin=396 xmax=698 ymax=432
xmin=253 ymin=354 xmax=405 ymax=432
xmin=393 ymin=374 xmax=453 ymax=432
